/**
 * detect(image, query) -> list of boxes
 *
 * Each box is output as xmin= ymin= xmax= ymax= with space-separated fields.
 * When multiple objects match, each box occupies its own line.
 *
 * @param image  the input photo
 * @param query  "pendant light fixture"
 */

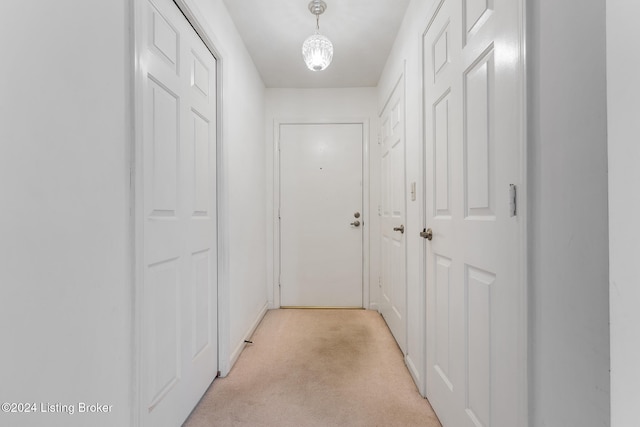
xmin=302 ymin=0 xmax=333 ymax=71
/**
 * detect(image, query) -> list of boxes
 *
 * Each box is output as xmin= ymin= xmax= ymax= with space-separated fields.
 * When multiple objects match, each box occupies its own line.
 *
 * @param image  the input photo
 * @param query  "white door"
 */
xmin=380 ymin=77 xmax=407 ymax=353
xmin=137 ymin=0 xmax=218 ymax=426
xmin=279 ymin=123 xmax=363 ymax=307
xmin=423 ymin=0 xmax=525 ymax=426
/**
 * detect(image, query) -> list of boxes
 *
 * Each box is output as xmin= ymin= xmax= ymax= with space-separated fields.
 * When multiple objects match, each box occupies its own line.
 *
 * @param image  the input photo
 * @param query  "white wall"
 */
xmin=0 ymin=1 xmax=132 ymax=426
xmin=607 ymin=2 xmax=640 ymax=425
xmin=527 ymin=1 xmax=610 ymax=426
xmin=376 ymin=0 xmax=437 ymax=395
xmin=265 ymin=87 xmax=378 ymax=309
xmin=189 ymin=0 xmax=268 ymax=375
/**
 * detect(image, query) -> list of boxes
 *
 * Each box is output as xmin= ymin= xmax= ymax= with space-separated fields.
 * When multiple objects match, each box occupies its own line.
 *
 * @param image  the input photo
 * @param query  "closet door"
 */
xmin=137 ymin=0 xmax=218 ymax=425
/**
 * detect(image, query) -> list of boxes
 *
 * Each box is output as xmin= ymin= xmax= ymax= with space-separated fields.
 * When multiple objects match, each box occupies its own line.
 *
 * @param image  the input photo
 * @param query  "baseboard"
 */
xmin=405 ymin=354 xmax=425 ymax=397
xmin=226 ymin=302 xmax=269 ymax=375
xmin=369 ymin=302 xmax=380 ymax=312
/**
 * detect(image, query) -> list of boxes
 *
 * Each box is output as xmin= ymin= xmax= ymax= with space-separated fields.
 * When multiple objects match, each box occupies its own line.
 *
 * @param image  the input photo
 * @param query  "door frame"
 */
xmin=272 ymin=118 xmax=371 ymax=309
xmin=132 ymin=0 xmax=228 ymax=425
xmin=419 ymin=0 xmax=529 ymax=424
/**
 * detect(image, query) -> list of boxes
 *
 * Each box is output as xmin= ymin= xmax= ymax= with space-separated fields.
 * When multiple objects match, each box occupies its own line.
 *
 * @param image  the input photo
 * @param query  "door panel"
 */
xmin=434 ymin=91 xmax=451 ymax=217
xmin=146 ymin=258 xmax=179 ymax=409
xmin=464 ymin=48 xmax=494 ymax=219
xmin=464 ymin=0 xmax=494 ymax=46
xmin=380 ymin=77 xmax=407 ymax=352
xmin=279 ymin=123 xmax=363 ymax=307
xmin=434 ymin=254 xmax=453 ymax=390
xmin=138 ymin=0 xmax=218 ymax=425
xmin=466 ymin=265 xmax=493 ymax=427
xmin=423 ymin=0 xmax=524 ymax=426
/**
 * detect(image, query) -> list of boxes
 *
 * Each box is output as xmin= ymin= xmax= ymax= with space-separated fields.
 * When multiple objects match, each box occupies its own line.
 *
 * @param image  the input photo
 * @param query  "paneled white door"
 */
xmin=279 ymin=123 xmax=363 ymax=307
xmin=423 ymin=0 xmax=525 ymax=426
xmin=137 ymin=0 xmax=218 ymax=426
xmin=380 ymin=77 xmax=407 ymax=353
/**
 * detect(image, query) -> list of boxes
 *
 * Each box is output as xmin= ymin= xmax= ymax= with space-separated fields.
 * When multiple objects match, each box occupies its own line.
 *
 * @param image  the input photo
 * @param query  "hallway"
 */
xmin=2 ymin=0 xmax=634 ymax=426
xmin=183 ymin=309 xmax=441 ymax=427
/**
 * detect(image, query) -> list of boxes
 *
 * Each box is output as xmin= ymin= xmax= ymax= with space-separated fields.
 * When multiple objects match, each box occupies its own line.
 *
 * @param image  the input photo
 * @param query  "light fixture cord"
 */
xmin=316 ymin=13 xmax=320 ymax=32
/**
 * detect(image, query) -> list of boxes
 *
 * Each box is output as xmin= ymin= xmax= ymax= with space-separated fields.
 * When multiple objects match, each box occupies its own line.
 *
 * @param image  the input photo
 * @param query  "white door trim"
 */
xmin=517 ymin=0 xmax=529 ymax=423
xmin=419 ymin=0 xmax=528 ymax=423
xmin=272 ymin=118 xmax=371 ymax=309
xmin=132 ymin=0 xmax=227 ymax=424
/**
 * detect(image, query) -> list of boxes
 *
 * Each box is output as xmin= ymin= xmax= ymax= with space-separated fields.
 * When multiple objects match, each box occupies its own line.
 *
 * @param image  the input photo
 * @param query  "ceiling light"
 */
xmin=302 ymin=0 xmax=333 ymax=71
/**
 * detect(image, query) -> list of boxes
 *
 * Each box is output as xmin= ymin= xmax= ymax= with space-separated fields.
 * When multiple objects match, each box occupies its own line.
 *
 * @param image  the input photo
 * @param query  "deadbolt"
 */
xmin=350 ymin=220 xmax=361 ymax=227
xmin=393 ymin=225 xmax=405 ymax=234
xmin=420 ymin=228 xmax=433 ymax=241
xmin=354 ymin=212 xmax=361 ymax=218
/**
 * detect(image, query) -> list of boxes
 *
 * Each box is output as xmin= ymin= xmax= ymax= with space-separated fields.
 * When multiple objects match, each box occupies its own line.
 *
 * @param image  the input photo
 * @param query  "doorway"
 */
xmin=276 ymin=122 xmax=368 ymax=307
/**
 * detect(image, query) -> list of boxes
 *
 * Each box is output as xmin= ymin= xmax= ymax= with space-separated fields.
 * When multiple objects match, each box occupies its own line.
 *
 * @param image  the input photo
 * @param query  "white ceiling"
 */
xmin=222 ymin=0 xmax=411 ymax=88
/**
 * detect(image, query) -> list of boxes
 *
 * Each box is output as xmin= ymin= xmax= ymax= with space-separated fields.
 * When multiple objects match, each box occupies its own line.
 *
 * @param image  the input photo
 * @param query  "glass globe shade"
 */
xmin=302 ymin=33 xmax=333 ymax=71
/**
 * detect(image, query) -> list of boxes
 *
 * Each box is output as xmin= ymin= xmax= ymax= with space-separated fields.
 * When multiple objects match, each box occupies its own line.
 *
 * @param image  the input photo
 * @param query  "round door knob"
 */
xmin=420 ymin=228 xmax=433 ymax=241
xmin=354 ymin=212 xmax=361 ymax=218
xmin=393 ymin=225 xmax=405 ymax=233
xmin=350 ymin=220 xmax=361 ymax=227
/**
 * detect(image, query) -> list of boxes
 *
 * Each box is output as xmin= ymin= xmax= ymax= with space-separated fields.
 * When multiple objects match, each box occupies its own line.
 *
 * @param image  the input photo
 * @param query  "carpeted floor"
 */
xmin=183 ymin=309 xmax=442 ymax=427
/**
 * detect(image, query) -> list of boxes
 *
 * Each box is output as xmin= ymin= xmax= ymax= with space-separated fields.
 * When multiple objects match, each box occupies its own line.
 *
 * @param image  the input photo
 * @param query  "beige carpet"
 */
xmin=183 ymin=309 xmax=442 ymax=427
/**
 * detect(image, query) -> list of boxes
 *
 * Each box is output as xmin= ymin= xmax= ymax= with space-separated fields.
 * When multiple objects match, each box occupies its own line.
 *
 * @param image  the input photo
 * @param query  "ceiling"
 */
xmin=222 ymin=0 xmax=411 ymax=88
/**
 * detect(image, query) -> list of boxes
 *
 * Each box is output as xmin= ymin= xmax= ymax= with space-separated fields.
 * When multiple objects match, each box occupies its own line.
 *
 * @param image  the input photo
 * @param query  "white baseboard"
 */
xmin=225 ymin=302 xmax=269 ymax=376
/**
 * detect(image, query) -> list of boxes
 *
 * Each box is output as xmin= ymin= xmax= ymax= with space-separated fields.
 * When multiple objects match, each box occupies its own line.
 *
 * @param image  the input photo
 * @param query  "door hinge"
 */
xmin=378 ymin=277 xmax=382 ymax=288
xmin=377 ymin=133 xmax=382 ymax=145
xmin=509 ymin=184 xmax=517 ymax=217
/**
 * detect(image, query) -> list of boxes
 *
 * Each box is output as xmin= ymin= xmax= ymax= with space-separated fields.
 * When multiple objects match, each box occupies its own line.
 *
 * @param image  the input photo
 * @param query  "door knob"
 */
xmin=350 ymin=220 xmax=361 ymax=227
xmin=354 ymin=212 xmax=361 ymax=218
xmin=393 ymin=225 xmax=405 ymax=233
xmin=420 ymin=228 xmax=433 ymax=241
